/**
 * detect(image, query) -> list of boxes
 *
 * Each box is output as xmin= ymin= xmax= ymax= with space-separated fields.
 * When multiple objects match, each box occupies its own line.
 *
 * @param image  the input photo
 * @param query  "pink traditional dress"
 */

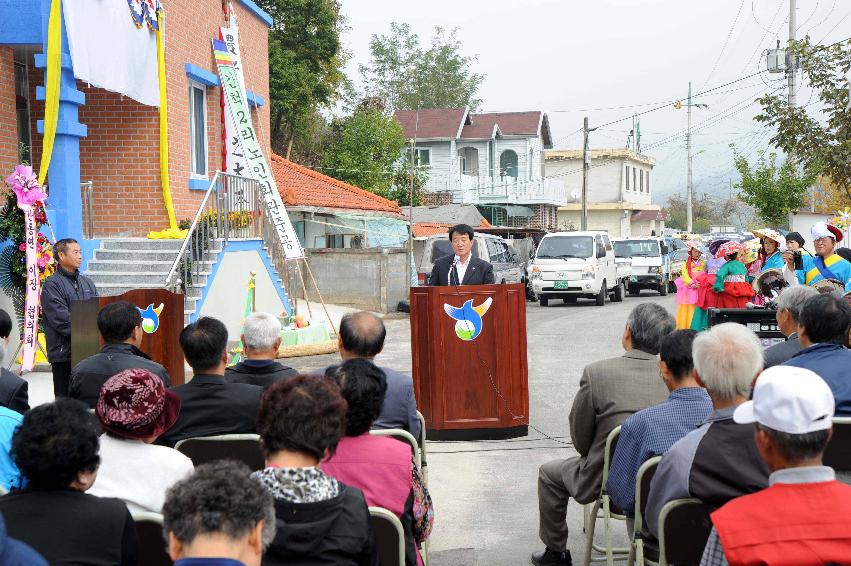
xmin=675 ymin=244 xmax=705 ymax=329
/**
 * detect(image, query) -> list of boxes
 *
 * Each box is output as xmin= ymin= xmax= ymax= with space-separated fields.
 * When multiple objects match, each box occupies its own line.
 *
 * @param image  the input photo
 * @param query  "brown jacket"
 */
xmin=564 ymin=349 xmax=668 ymax=504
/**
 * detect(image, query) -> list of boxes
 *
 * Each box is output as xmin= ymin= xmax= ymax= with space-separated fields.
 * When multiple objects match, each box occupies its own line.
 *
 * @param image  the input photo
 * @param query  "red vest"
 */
xmin=711 ymin=480 xmax=851 ymax=565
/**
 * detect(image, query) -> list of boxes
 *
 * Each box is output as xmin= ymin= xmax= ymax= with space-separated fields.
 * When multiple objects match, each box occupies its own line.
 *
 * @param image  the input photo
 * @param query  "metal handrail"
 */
xmin=81 ymin=181 xmax=94 ymax=239
xmin=164 ymin=172 xmax=262 ymax=292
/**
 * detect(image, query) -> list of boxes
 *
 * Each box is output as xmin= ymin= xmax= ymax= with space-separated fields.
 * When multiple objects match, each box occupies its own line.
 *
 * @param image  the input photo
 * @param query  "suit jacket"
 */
xmin=429 ymin=254 xmax=495 ymax=286
xmin=70 ymin=343 xmax=171 ymax=408
xmin=762 ymin=333 xmax=803 ymax=369
xmin=0 ymin=368 xmax=28 ymax=414
xmin=564 ymin=349 xmax=669 ymax=504
xmin=373 ymin=366 xmax=421 ymax=440
xmin=158 ymin=374 xmax=263 ymax=448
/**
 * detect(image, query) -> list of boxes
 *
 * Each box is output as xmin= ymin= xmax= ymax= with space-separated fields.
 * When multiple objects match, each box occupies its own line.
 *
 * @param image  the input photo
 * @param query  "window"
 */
xmin=640 ymin=170 xmax=644 ymax=192
xmin=625 ymin=166 xmax=630 ymax=190
xmin=633 ymin=168 xmax=637 ymax=193
xmin=407 ymin=147 xmax=431 ymax=168
xmin=499 ymin=150 xmax=518 ymax=178
xmin=486 ymin=238 xmax=507 ymax=263
xmin=646 ymin=171 xmax=651 ymax=194
xmin=457 ymin=146 xmax=479 ymax=176
xmin=528 ymin=149 xmax=534 ymax=180
xmin=189 ymin=82 xmax=207 ymax=177
xmin=602 ymin=234 xmax=613 ymax=251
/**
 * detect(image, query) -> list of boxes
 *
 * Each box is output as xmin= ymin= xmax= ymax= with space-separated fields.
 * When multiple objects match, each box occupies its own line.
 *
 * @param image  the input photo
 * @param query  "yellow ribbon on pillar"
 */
xmin=38 ymin=0 xmax=62 ymax=185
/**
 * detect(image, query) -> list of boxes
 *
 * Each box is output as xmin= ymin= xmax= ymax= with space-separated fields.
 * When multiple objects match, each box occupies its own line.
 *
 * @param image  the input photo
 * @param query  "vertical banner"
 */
xmin=219 ymin=24 xmax=249 ymax=177
xmin=212 ymin=39 xmax=305 ymax=260
xmin=21 ymin=208 xmax=39 ymax=372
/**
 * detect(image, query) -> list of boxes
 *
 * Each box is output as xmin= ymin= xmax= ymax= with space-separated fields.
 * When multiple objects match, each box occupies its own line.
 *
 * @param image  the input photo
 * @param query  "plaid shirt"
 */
xmin=606 ymin=387 xmax=713 ymax=513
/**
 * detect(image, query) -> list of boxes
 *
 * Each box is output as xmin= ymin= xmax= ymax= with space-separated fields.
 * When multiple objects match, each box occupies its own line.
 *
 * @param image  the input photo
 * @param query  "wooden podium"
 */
xmin=410 ymin=283 xmax=529 ymax=440
xmin=71 ymin=289 xmax=186 ymax=385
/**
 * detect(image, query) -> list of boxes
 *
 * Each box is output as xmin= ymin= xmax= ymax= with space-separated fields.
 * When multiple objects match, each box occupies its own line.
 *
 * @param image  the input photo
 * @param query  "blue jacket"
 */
xmin=0 ymin=407 xmax=22 ymax=491
xmin=41 ymin=267 xmax=98 ymax=363
xmin=783 ymin=343 xmax=851 ymax=415
xmin=0 ymin=514 xmax=47 ymax=566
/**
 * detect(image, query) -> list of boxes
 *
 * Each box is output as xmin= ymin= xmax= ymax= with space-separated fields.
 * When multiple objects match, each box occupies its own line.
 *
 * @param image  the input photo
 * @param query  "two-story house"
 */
xmin=393 ymin=108 xmax=566 ymax=230
xmin=545 ymin=148 xmax=666 ymax=237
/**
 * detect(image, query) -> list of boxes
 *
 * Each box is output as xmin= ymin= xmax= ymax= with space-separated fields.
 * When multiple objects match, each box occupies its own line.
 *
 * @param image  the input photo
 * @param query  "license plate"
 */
xmin=553 ymin=281 xmax=569 ymax=289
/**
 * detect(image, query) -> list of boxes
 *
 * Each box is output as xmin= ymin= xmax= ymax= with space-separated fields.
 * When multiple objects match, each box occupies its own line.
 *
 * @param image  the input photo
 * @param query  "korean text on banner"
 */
xmin=21 ymin=208 xmax=39 ymax=372
xmin=212 ymin=40 xmax=305 ymax=260
xmin=219 ymin=25 xmax=249 ymax=177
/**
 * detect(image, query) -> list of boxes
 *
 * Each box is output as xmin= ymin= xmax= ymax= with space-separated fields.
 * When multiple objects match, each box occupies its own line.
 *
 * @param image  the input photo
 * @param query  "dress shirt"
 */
xmin=606 ymin=387 xmax=713 ymax=514
xmin=700 ymin=466 xmax=835 ymax=566
xmin=449 ymin=254 xmax=471 ymax=285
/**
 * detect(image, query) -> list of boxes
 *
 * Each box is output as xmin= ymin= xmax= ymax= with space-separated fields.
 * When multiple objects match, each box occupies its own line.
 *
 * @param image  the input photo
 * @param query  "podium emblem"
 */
xmin=443 ymin=298 xmax=493 ymax=341
xmin=138 ymin=303 xmax=165 ymax=334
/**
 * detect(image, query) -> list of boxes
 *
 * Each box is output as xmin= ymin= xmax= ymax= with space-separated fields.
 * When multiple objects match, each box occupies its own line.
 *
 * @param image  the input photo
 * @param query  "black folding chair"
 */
xmin=627 ymin=456 xmax=661 ymax=566
xmin=651 ymin=498 xmax=713 ymax=566
xmin=174 ymin=434 xmax=265 ymax=471
xmin=369 ymin=506 xmax=405 ymax=566
xmin=824 ymin=417 xmax=851 ymax=471
xmin=131 ymin=512 xmax=172 ymax=566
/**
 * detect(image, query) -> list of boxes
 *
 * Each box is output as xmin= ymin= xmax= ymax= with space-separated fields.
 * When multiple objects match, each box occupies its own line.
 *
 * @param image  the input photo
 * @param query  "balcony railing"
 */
xmin=423 ymin=174 xmax=566 ymax=206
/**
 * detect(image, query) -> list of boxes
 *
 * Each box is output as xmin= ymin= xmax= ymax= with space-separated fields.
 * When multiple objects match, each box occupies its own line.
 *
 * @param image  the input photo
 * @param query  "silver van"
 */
xmin=416 ymin=232 xmax=524 ymax=285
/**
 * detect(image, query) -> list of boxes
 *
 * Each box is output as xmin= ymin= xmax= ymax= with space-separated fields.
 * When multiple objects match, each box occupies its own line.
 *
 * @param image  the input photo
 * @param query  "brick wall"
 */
xmin=26 ymin=0 xmax=271 ymax=237
xmin=0 ymin=48 xmax=19 ymax=176
xmin=422 ymin=192 xmax=454 ymax=206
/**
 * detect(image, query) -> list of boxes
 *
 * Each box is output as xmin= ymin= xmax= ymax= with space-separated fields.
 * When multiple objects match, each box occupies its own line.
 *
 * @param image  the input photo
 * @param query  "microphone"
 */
xmin=449 ymin=256 xmax=459 ymax=286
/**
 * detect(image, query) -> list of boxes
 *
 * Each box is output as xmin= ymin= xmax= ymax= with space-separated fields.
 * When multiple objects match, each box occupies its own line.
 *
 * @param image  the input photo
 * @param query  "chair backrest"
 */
xmin=131 ymin=511 xmax=173 ymax=566
xmin=370 ymin=428 xmax=421 ymax=470
xmin=416 ymin=410 xmax=427 ymax=467
xmin=824 ymin=417 xmax=851 ymax=471
xmin=600 ymin=425 xmax=621 ymax=488
xmin=174 ymin=434 xmax=265 ymax=471
xmin=658 ymin=498 xmax=713 ymax=565
xmin=369 ymin=506 xmax=405 ymax=566
xmin=633 ymin=455 xmax=661 ymax=531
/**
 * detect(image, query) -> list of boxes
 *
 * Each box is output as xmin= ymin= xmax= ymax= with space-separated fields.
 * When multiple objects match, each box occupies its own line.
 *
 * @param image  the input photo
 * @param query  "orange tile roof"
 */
xmin=270 ymin=154 xmax=403 ymax=216
xmin=413 ymin=220 xmax=492 ymax=238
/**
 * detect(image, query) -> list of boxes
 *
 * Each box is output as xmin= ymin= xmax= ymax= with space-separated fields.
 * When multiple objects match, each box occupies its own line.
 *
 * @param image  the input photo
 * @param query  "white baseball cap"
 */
xmin=733 ymin=366 xmax=835 ymax=434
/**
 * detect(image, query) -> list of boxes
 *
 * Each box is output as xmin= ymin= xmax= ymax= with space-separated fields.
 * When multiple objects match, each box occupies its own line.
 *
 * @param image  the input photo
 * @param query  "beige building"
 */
xmin=545 ymin=149 xmax=666 ymax=237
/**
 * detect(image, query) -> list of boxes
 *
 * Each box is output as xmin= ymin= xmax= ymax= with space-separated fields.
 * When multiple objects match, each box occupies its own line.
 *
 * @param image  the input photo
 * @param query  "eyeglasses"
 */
xmin=814 ymin=237 xmax=833 ymax=245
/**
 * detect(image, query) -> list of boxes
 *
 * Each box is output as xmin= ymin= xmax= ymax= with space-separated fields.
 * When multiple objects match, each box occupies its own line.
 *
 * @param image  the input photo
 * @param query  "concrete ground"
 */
xmin=26 ymin=291 xmax=677 ymax=566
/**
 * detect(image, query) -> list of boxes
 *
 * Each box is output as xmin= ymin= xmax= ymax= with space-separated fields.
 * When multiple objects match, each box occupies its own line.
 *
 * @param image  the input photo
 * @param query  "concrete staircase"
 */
xmin=86 ymin=238 xmax=223 ymax=323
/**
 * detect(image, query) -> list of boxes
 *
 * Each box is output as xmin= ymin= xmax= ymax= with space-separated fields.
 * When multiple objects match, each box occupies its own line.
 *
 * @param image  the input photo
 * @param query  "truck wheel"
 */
xmin=539 ymin=295 xmax=549 ymax=307
xmin=612 ymin=281 xmax=625 ymax=302
xmin=658 ymin=281 xmax=669 ymax=296
xmin=596 ymin=281 xmax=607 ymax=306
xmin=628 ymin=286 xmax=640 ymax=297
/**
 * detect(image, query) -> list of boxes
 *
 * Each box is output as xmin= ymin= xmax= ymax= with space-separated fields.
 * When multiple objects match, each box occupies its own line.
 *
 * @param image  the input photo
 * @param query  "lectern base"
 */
xmin=426 ymin=424 xmax=528 ymax=441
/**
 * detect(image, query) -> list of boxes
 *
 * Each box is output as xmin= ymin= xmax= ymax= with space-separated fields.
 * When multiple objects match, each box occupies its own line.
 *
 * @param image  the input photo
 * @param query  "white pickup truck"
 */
xmin=613 ymin=237 xmax=673 ymax=296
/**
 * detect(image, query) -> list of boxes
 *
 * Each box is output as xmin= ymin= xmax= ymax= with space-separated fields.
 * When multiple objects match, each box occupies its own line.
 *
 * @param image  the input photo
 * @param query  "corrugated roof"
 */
xmin=270 ymin=154 xmax=403 ymax=216
xmin=413 ymin=219 xmax=491 ymax=238
xmin=394 ymin=108 xmax=468 ymax=139
xmin=547 ymin=148 xmax=656 ymax=167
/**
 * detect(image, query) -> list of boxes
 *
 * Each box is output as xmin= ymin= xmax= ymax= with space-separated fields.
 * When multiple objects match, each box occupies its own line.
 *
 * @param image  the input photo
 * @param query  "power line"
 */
xmin=702 ymin=0 xmax=748 ymax=89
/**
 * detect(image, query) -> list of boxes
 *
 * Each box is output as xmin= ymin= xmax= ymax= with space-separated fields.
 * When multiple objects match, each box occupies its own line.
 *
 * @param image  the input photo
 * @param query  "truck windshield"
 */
xmin=536 ymin=236 xmax=593 ymax=259
xmin=614 ymin=240 xmax=660 ymax=258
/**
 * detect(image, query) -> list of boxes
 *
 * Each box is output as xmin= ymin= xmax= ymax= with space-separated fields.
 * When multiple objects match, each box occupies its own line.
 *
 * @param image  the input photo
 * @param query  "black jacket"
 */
xmin=70 ymin=343 xmax=172 ymax=408
xmin=429 ymin=254 xmax=495 ymax=286
xmin=263 ymin=483 xmax=377 ymax=566
xmin=0 ymin=488 xmax=137 ymax=565
xmin=224 ymin=359 xmax=298 ymax=390
xmin=0 ymin=368 xmax=28 ymax=414
xmin=158 ymin=374 xmax=263 ymax=448
xmin=41 ymin=267 xmax=98 ymax=363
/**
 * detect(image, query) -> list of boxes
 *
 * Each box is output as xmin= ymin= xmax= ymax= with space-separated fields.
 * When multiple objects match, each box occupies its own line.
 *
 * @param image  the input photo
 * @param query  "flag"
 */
xmin=212 ymin=39 xmax=232 ymax=66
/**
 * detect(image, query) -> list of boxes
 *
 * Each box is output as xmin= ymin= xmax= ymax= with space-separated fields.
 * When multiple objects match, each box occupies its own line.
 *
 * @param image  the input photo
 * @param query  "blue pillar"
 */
xmin=36 ymin=0 xmax=86 ymax=245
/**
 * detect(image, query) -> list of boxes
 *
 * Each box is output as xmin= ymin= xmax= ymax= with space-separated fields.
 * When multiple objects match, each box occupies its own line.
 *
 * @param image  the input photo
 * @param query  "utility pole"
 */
xmin=686 ymin=82 xmax=693 ymax=233
xmin=581 ymin=116 xmax=590 ymax=231
xmin=788 ymin=0 xmax=797 ymax=106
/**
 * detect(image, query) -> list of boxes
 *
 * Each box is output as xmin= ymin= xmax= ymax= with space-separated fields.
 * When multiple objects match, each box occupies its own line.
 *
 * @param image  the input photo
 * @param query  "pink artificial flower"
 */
xmin=5 ymin=165 xmax=47 ymax=208
xmin=37 ymin=254 xmax=50 ymax=269
xmin=18 ymin=243 xmax=25 ymax=252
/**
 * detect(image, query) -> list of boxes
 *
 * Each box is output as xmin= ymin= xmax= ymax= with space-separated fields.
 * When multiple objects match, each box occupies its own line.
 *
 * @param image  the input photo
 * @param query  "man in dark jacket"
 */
xmin=0 ymin=309 xmax=28 ymax=414
xmin=69 ymin=301 xmax=171 ymax=408
xmin=159 ymin=317 xmax=262 ymax=448
xmin=429 ymin=224 xmax=495 ymax=286
xmin=41 ymin=238 xmax=98 ymax=397
xmin=225 ymin=312 xmax=296 ymax=390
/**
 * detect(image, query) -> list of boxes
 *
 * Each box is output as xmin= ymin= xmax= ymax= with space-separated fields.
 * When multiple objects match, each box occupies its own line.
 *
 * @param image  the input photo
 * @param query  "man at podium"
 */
xmin=429 ymin=224 xmax=495 ymax=286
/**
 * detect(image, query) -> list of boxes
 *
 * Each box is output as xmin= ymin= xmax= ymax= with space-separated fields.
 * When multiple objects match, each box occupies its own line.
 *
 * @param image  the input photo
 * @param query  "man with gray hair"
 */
xmin=225 ymin=312 xmax=297 ymax=390
xmin=644 ymin=323 xmax=770 ymax=538
xmin=532 ymin=303 xmax=675 ymax=566
xmin=162 ymin=460 xmax=276 ymax=566
xmin=762 ymin=286 xmax=818 ymax=368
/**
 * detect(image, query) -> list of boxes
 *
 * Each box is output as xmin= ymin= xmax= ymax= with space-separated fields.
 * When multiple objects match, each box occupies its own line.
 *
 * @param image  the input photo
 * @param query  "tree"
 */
xmin=663 ymin=191 xmax=756 ymax=232
xmin=359 ymin=22 xmax=485 ymax=111
xmin=810 ymin=176 xmax=851 ymax=213
xmin=755 ymin=37 xmax=851 ymax=198
xmin=256 ymin=0 xmax=348 ymax=155
xmin=321 ymin=109 xmax=407 ymax=197
xmin=731 ymin=147 xmax=817 ymax=227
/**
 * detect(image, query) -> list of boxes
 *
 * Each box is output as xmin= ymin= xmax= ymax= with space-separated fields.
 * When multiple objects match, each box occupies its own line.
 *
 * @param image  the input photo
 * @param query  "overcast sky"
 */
xmin=339 ymin=0 xmax=851 ymax=203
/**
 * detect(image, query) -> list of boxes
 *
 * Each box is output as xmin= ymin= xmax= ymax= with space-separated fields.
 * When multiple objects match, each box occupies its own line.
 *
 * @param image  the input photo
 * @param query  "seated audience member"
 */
xmin=70 ymin=301 xmax=171 ymax=407
xmin=762 ymin=286 xmax=818 ymax=368
xmin=533 ymin=303 xmax=675 ymax=566
xmin=252 ymin=374 xmax=376 ymax=566
xmin=645 ymin=323 xmax=769 ymax=538
xmin=88 ymin=368 xmax=194 ymax=513
xmin=0 ymin=310 xmax=28 ymax=414
xmin=701 ymin=366 xmax=851 ymax=565
xmin=162 ymin=461 xmax=276 ymax=566
xmin=225 ymin=312 xmax=296 ymax=389
xmin=338 ymin=311 xmax=421 ymax=439
xmin=159 ymin=317 xmax=263 ymax=448
xmin=0 ymin=399 xmax=138 ymax=564
xmin=782 ymin=293 xmax=851 ymax=414
xmin=0 ymin=514 xmax=47 ymax=565
xmin=0 ymin=406 xmax=21 ymax=492
xmin=606 ymin=329 xmax=713 ymax=515
xmin=323 ymin=359 xmax=433 ymax=566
